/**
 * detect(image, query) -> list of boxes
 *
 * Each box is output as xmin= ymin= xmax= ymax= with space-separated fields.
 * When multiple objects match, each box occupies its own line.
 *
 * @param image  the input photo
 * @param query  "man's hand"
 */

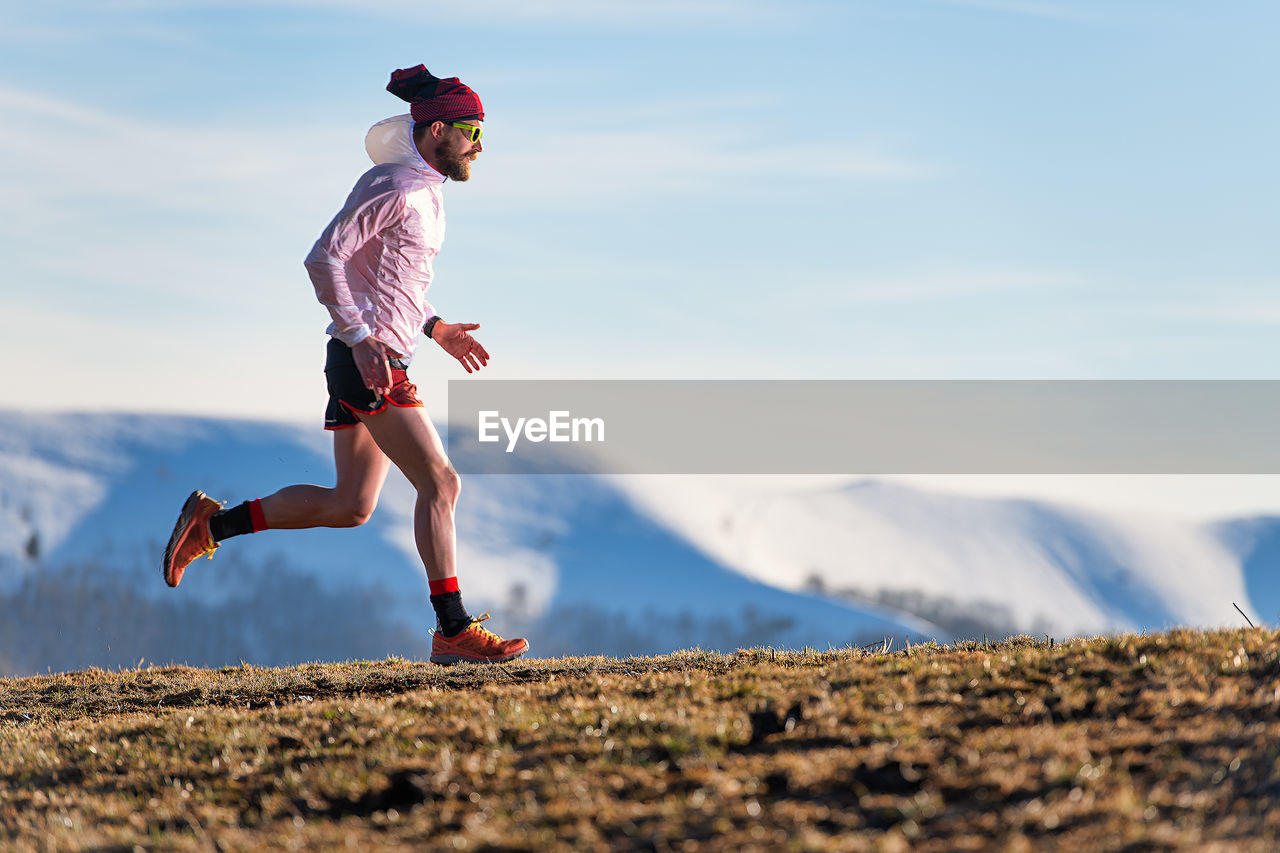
xmin=351 ymin=337 xmax=393 ymax=396
xmin=432 ymin=321 xmax=490 ymax=373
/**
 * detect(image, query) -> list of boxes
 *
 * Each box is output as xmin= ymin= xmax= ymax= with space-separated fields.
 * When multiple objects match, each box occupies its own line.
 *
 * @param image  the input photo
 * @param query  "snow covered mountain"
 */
xmin=615 ymin=477 xmax=1261 ymax=639
xmin=1 ymin=411 xmax=1272 ymax=677
xmin=0 ymin=412 xmax=939 ymax=675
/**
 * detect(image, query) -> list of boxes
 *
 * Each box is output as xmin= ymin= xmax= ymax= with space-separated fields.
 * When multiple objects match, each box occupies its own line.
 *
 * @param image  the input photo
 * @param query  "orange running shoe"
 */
xmin=430 ymin=613 xmax=529 ymax=664
xmin=162 ymin=490 xmax=222 ymax=588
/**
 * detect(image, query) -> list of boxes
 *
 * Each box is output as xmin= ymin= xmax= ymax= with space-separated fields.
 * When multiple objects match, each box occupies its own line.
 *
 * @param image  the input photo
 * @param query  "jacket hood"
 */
xmin=364 ymin=113 xmax=440 ymax=174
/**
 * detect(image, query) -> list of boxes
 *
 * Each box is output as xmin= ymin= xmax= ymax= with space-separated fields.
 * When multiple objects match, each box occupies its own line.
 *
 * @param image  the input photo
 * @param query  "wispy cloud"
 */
xmin=801 ymin=268 xmax=1080 ymax=306
xmin=0 ymin=84 xmax=357 ymax=405
xmin=0 ymin=83 xmax=929 ymax=228
xmin=0 ymin=4 xmax=206 ymax=45
xmin=933 ymin=0 xmax=1095 ymax=21
xmin=0 ymin=85 xmax=356 ymax=229
xmin=1153 ymin=285 xmax=1280 ymax=326
xmin=65 ymin=0 xmax=792 ymax=27
xmin=478 ymin=126 xmax=933 ymax=210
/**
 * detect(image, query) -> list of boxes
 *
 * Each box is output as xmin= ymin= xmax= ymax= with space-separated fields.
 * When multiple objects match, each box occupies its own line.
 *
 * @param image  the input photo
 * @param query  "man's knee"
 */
xmin=333 ymin=495 xmax=378 ymax=527
xmin=425 ymin=464 xmax=461 ymax=505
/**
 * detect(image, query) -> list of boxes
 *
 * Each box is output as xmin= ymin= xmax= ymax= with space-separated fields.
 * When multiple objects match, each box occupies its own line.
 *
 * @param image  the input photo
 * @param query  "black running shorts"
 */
xmin=323 ymin=337 xmax=423 ymax=430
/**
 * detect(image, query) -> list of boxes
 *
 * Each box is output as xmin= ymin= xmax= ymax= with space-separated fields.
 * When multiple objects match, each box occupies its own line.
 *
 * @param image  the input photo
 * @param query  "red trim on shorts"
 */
xmin=338 ymin=396 xmax=424 ymax=418
xmin=338 ymin=398 xmax=388 ymax=417
xmin=429 ymin=576 xmax=460 ymax=595
xmin=248 ymin=499 xmax=268 ymax=533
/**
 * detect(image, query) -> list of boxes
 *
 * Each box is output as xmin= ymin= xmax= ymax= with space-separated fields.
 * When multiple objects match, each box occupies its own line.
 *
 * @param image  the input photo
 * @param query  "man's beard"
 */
xmin=441 ymin=153 xmax=472 ymax=182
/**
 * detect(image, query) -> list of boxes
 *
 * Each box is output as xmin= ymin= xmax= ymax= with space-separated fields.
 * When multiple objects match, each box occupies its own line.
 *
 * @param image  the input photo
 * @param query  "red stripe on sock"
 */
xmin=248 ymin=499 xmax=268 ymax=533
xmin=429 ymin=576 xmax=460 ymax=596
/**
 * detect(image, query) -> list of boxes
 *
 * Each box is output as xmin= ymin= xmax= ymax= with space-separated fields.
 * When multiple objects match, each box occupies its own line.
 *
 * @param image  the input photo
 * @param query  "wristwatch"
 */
xmin=424 ymin=316 xmax=442 ymax=339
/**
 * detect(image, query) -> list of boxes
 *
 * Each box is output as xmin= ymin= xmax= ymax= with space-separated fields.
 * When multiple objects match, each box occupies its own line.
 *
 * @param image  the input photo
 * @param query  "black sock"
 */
xmin=209 ymin=502 xmax=255 ymax=542
xmin=431 ymin=592 xmax=472 ymax=636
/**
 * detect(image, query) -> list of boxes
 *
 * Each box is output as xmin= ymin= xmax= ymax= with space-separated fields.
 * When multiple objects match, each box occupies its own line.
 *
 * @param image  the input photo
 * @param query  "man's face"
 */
xmin=433 ymin=119 xmax=483 ymax=182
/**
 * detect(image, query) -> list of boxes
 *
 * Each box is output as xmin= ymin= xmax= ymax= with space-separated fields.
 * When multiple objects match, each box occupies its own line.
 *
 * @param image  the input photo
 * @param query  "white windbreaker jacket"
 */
xmin=304 ymin=114 xmax=443 ymax=361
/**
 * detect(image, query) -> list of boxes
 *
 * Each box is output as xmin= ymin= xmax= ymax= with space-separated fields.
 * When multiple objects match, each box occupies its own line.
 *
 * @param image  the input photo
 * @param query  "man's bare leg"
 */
xmin=257 ymin=423 xmax=392 ymax=529
xmin=348 ymin=402 xmax=526 ymax=662
xmin=162 ymin=424 xmax=393 ymax=586
xmin=351 ymin=404 xmax=458 ymax=583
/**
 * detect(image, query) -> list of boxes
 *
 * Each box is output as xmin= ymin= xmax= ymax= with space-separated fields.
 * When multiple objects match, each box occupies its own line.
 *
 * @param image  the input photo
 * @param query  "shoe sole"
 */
xmin=430 ymin=648 xmax=528 ymax=666
xmin=162 ymin=490 xmax=205 ymax=588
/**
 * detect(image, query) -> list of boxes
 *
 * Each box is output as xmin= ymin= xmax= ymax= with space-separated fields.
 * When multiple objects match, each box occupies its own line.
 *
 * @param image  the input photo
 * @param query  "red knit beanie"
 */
xmin=387 ymin=65 xmax=484 ymax=124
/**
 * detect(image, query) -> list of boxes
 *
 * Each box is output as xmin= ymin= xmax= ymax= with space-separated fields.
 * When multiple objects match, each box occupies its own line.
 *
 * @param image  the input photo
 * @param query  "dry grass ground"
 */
xmin=2 ymin=628 xmax=1279 ymax=851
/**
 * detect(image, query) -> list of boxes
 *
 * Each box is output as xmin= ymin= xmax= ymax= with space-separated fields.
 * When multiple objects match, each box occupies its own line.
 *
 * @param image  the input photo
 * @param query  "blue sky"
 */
xmin=3 ymin=1 xmax=1279 ymax=515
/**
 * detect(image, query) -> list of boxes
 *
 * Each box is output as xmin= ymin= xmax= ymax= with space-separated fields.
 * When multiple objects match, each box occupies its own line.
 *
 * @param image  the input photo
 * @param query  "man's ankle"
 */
xmin=430 ymin=577 xmax=471 ymax=635
xmin=208 ymin=499 xmax=268 ymax=542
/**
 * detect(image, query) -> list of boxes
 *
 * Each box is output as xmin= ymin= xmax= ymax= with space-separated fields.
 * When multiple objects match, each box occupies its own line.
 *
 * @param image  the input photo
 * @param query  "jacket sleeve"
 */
xmin=304 ymin=185 xmax=407 ymax=347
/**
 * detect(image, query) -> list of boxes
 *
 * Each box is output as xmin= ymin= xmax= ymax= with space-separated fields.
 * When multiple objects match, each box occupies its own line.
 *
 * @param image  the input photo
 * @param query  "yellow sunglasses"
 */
xmin=447 ymin=122 xmax=483 ymax=143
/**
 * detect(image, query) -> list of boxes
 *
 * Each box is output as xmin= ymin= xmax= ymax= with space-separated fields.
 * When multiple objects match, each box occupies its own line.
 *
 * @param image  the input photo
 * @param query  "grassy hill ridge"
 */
xmin=4 ymin=629 xmax=1280 ymax=851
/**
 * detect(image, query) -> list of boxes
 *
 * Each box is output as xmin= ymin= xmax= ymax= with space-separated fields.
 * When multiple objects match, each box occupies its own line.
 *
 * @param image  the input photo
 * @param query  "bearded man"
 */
xmin=161 ymin=65 xmax=528 ymax=665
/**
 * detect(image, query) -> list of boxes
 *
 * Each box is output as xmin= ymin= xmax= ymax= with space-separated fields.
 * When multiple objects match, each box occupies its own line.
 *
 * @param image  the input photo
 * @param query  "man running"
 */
xmin=161 ymin=65 xmax=528 ymax=665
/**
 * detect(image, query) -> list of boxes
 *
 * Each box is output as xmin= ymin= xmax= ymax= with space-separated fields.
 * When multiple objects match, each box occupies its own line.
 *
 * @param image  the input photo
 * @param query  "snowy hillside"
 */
xmin=0 ymin=413 xmax=410 ymax=601
xmin=0 ymin=412 xmax=939 ymax=675
xmin=3 ymin=411 xmax=1273 ymax=677
xmin=616 ymin=477 xmax=1259 ymax=638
